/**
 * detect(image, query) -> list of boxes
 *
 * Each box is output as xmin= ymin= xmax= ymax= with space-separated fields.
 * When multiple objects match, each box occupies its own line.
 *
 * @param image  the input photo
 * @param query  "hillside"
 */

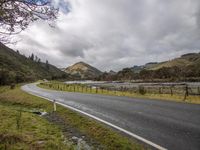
xmin=149 ymin=53 xmax=200 ymax=70
xmin=65 ymin=62 xmax=102 ymax=79
xmin=0 ymin=42 xmax=68 ymax=85
xmin=132 ymin=52 xmax=200 ymax=72
xmin=97 ymin=52 xmax=200 ymax=81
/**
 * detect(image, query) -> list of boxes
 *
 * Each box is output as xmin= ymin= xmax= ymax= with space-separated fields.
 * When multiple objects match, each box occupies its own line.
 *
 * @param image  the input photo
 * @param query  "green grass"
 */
xmin=39 ymin=82 xmax=200 ymax=104
xmin=0 ymin=85 xmax=144 ymax=150
xmin=0 ymin=105 xmax=67 ymax=150
xmin=0 ymin=85 xmax=68 ymax=150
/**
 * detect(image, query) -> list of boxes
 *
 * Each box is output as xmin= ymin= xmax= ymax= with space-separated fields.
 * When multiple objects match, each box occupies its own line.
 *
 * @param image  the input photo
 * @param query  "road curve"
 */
xmin=22 ymin=83 xmax=200 ymax=150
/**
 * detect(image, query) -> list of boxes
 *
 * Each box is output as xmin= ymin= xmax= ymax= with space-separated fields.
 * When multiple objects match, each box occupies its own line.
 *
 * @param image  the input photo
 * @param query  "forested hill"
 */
xmin=0 ymin=43 xmax=68 ymax=85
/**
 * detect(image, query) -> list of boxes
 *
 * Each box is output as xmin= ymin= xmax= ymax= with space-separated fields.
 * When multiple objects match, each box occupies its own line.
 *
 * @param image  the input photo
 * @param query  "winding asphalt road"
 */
xmin=22 ymin=83 xmax=200 ymax=150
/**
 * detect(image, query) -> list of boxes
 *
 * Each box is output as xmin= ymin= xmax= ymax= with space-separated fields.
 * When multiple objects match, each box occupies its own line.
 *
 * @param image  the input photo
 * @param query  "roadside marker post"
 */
xmin=53 ymin=99 xmax=56 ymax=112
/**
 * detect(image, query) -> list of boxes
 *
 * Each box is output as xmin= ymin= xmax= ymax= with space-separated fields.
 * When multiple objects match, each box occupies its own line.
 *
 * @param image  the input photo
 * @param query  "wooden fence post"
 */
xmin=170 ymin=86 xmax=173 ymax=96
xmin=159 ymin=87 xmax=161 ymax=94
xmin=184 ymin=84 xmax=189 ymax=100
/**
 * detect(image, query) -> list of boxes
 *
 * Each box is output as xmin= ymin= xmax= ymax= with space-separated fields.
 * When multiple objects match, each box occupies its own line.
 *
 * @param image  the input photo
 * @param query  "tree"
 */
xmin=116 ymin=68 xmax=135 ymax=81
xmin=35 ymin=55 xmax=38 ymax=62
xmin=0 ymin=0 xmax=58 ymax=43
xmin=45 ymin=60 xmax=49 ymax=70
xmin=139 ymin=69 xmax=154 ymax=80
xmin=30 ymin=53 xmax=34 ymax=61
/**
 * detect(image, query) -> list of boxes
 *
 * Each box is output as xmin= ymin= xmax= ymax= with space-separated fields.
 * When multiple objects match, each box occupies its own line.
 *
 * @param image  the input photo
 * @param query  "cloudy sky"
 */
xmin=10 ymin=0 xmax=200 ymax=71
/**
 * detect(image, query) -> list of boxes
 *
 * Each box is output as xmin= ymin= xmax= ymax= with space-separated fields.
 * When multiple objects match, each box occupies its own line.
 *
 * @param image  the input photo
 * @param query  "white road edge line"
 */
xmin=22 ymin=87 xmax=167 ymax=150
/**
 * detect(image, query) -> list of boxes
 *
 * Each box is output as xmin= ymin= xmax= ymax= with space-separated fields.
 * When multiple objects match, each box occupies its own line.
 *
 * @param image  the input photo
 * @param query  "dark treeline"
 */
xmin=96 ymin=65 xmax=200 ymax=82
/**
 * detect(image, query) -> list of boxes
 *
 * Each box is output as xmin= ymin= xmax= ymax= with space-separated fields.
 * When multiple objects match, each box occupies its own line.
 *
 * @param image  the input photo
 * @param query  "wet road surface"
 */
xmin=22 ymin=83 xmax=200 ymax=150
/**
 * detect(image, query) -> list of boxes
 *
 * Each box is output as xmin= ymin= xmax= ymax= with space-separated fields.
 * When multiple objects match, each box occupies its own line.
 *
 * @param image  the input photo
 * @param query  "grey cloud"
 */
xmin=11 ymin=0 xmax=200 ymax=71
xmin=53 ymin=35 xmax=93 ymax=57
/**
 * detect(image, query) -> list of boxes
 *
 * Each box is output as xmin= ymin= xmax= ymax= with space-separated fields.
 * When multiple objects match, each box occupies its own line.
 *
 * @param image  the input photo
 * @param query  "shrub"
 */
xmin=138 ymin=85 xmax=146 ymax=95
xmin=10 ymin=83 xmax=15 ymax=89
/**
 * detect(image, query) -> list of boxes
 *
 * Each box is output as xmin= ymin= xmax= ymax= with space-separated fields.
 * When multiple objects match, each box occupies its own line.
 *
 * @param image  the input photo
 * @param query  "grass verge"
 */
xmin=38 ymin=82 xmax=200 ymax=104
xmin=0 ymin=85 xmax=144 ymax=150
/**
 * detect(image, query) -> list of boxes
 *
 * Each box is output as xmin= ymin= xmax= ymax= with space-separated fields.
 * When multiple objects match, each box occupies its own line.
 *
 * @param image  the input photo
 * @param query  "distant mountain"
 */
xmin=132 ymin=62 xmax=159 ymax=73
xmin=0 ymin=42 xmax=68 ymax=85
xmin=64 ymin=62 xmax=102 ymax=79
xmin=108 ymin=70 xmax=117 ymax=75
xmin=59 ymin=68 xmax=66 ymax=72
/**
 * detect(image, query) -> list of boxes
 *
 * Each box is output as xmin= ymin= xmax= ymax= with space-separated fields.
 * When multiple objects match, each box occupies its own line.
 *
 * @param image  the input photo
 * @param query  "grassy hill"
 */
xmin=0 ymin=43 xmax=68 ymax=85
xmin=65 ymin=61 xmax=102 ymax=79
xmin=149 ymin=53 xmax=200 ymax=70
xmin=132 ymin=52 xmax=200 ymax=73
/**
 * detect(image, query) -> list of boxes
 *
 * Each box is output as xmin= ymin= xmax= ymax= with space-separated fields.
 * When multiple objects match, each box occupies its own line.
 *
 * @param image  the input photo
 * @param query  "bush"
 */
xmin=138 ymin=85 xmax=146 ymax=95
xmin=10 ymin=83 xmax=15 ymax=89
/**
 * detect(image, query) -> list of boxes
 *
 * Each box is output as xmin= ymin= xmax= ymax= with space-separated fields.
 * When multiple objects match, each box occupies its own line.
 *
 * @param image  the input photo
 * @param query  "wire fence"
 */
xmin=40 ymin=82 xmax=200 ymax=100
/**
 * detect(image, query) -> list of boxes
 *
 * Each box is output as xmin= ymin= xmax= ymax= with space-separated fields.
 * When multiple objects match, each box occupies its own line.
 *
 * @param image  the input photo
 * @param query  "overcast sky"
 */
xmin=10 ymin=0 xmax=200 ymax=71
